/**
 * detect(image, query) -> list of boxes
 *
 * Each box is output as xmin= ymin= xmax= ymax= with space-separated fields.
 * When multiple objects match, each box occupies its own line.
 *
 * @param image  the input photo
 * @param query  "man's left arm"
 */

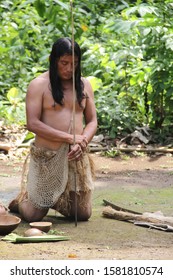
xmin=82 ymin=78 xmax=98 ymax=143
xmin=68 ymin=79 xmax=97 ymax=161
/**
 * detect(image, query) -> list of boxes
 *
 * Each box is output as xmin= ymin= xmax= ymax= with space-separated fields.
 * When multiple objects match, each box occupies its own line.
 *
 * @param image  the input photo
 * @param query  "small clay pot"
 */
xmin=29 ymin=222 xmax=52 ymax=233
xmin=0 ymin=214 xmax=21 ymax=235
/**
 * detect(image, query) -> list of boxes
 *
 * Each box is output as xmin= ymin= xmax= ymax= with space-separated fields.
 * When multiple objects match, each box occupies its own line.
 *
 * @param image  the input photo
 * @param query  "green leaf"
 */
xmin=7 ymin=87 xmax=19 ymax=103
xmin=34 ymin=0 xmax=46 ymax=17
xmin=2 ymin=233 xmax=70 ymax=243
xmin=23 ymin=131 xmax=35 ymax=143
xmin=53 ymin=0 xmax=69 ymax=11
xmin=109 ymin=19 xmax=140 ymax=33
xmin=87 ymin=76 xmax=102 ymax=91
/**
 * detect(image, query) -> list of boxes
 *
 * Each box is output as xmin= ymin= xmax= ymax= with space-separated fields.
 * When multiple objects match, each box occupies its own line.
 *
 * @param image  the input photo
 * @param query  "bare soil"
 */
xmin=1 ymin=151 xmax=173 ymax=260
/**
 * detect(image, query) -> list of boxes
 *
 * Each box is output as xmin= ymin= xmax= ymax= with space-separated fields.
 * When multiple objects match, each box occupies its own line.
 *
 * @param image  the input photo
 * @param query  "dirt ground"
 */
xmin=1 ymin=150 xmax=173 ymax=260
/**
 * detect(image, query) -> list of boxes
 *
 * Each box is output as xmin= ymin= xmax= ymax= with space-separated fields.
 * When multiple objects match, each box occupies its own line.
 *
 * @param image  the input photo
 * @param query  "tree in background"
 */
xmin=0 ymin=0 xmax=173 ymax=143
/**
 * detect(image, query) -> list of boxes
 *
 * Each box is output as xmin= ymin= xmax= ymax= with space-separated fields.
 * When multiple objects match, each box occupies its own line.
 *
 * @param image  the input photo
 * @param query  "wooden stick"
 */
xmin=70 ymin=0 xmax=77 ymax=227
xmin=89 ymin=146 xmax=173 ymax=153
xmin=0 ymin=143 xmax=11 ymax=152
xmin=103 ymin=199 xmax=141 ymax=215
xmin=114 ymin=147 xmax=173 ymax=153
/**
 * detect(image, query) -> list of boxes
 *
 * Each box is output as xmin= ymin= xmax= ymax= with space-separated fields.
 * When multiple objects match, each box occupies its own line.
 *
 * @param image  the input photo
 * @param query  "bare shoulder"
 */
xmin=82 ymin=77 xmax=94 ymax=98
xmin=27 ymin=72 xmax=49 ymax=95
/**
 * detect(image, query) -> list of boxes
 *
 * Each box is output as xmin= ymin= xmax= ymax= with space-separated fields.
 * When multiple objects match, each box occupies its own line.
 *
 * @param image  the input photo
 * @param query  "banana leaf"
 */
xmin=1 ymin=233 xmax=70 ymax=243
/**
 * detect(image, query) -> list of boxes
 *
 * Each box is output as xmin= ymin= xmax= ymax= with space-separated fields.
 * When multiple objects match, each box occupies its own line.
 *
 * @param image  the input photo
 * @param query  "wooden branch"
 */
xmin=16 ymin=143 xmax=31 ymax=148
xmin=0 ymin=143 xmax=11 ymax=152
xmin=90 ymin=146 xmax=173 ymax=153
xmin=113 ymin=147 xmax=173 ymax=153
xmin=103 ymin=199 xmax=141 ymax=215
xmin=89 ymin=146 xmax=108 ymax=152
xmin=102 ymin=206 xmax=173 ymax=227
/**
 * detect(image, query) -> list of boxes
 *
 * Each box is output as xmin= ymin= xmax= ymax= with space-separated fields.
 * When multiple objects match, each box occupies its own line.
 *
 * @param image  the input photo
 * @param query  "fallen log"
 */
xmin=102 ymin=206 xmax=173 ymax=227
xmin=89 ymin=146 xmax=108 ymax=152
xmin=89 ymin=145 xmax=173 ymax=153
xmin=114 ymin=147 xmax=173 ymax=154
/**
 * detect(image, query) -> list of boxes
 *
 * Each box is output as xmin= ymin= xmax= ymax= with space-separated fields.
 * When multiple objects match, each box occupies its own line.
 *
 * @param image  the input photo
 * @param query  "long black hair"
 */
xmin=49 ymin=37 xmax=84 ymax=106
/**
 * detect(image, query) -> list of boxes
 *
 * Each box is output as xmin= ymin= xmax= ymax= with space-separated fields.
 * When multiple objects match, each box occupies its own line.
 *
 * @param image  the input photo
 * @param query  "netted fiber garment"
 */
xmin=55 ymin=151 xmax=95 ymax=215
xmin=27 ymin=143 xmax=69 ymax=209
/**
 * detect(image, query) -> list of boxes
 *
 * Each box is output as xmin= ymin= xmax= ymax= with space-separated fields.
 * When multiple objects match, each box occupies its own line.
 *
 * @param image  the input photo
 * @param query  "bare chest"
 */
xmin=42 ymin=87 xmax=86 ymax=113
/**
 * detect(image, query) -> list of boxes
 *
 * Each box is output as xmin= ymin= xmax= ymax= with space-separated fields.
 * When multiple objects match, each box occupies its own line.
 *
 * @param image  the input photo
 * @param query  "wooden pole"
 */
xmin=70 ymin=0 xmax=77 ymax=227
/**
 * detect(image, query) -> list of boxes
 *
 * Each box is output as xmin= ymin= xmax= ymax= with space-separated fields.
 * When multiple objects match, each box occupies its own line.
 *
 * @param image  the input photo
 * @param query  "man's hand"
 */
xmin=68 ymin=143 xmax=83 ymax=161
xmin=70 ymin=135 xmax=88 ymax=151
xmin=68 ymin=134 xmax=88 ymax=161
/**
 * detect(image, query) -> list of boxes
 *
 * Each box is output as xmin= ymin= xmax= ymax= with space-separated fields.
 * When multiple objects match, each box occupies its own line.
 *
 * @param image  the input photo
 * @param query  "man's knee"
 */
xmin=18 ymin=200 xmax=48 ymax=222
xmin=71 ymin=191 xmax=92 ymax=221
xmin=77 ymin=207 xmax=92 ymax=221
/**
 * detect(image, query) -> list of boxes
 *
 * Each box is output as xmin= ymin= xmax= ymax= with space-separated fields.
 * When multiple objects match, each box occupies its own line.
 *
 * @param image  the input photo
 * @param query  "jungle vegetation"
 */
xmin=0 ymin=0 xmax=173 ymax=143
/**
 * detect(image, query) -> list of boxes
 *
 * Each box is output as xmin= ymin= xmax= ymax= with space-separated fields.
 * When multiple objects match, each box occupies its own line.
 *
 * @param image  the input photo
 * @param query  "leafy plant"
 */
xmin=1 ymin=0 xmax=173 ymax=143
xmin=0 ymin=87 xmax=25 ymax=124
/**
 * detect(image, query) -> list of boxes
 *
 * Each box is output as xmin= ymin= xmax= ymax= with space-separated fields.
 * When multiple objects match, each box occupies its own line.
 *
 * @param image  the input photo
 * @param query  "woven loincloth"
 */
xmin=27 ymin=143 xmax=69 ymax=209
xmin=27 ymin=143 xmax=95 ymax=209
xmin=55 ymin=151 xmax=95 ymax=216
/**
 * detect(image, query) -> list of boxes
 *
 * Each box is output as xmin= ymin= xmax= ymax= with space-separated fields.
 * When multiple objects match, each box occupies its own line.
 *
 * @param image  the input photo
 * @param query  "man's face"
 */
xmin=57 ymin=54 xmax=78 ymax=80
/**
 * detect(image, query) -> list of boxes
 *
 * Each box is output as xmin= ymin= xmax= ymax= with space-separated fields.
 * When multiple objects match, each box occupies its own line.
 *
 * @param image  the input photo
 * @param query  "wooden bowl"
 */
xmin=0 ymin=214 xmax=21 ymax=235
xmin=29 ymin=222 xmax=52 ymax=233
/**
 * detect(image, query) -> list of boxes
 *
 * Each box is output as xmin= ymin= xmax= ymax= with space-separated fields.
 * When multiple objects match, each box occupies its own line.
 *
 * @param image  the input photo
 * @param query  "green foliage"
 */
xmin=0 ymin=87 xmax=25 ymax=124
xmin=104 ymin=148 xmax=121 ymax=158
xmin=0 ymin=0 xmax=173 ymax=142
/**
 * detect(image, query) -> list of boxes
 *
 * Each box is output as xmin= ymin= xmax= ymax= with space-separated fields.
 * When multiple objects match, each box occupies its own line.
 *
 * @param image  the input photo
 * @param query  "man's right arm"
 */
xmin=26 ymin=79 xmax=74 ymax=144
